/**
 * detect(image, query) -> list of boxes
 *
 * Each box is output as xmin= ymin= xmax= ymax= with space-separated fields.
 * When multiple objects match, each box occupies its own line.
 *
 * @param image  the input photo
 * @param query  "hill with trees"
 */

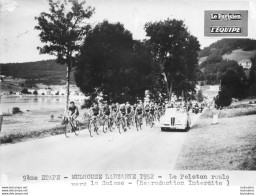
xmin=0 ymin=60 xmax=75 ymax=87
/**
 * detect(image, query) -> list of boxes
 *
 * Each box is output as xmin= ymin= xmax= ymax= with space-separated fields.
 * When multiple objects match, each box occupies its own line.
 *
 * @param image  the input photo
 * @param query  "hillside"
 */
xmin=0 ymin=60 xmax=75 ymax=86
xmin=222 ymin=49 xmax=256 ymax=62
xmin=199 ymin=38 xmax=256 ymax=58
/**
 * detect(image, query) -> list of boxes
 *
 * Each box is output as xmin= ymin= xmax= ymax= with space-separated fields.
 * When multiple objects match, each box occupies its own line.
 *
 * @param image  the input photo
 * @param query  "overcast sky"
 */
xmin=0 ymin=0 xmax=256 ymax=63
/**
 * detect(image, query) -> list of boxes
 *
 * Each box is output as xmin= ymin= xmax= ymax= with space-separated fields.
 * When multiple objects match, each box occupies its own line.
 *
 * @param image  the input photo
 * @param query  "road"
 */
xmin=0 ymin=112 xmax=202 ymax=183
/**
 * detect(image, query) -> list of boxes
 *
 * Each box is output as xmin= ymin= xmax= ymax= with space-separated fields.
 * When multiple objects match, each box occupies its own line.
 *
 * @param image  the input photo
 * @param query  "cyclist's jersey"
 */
xmin=111 ymin=105 xmax=117 ymax=112
xmin=150 ymin=106 xmax=155 ymax=114
xmin=145 ymin=105 xmax=150 ymax=112
xmin=103 ymin=105 xmax=110 ymax=115
xmin=126 ymin=106 xmax=132 ymax=114
xmin=133 ymin=106 xmax=137 ymax=111
xmin=120 ymin=107 xmax=126 ymax=115
xmin=69 ymin=106 xmax=79 ymax=116
xmin=136 ymin=107 xmax=143 ymax=115
xmin=91 ymin=106 xmax=99 ymax=116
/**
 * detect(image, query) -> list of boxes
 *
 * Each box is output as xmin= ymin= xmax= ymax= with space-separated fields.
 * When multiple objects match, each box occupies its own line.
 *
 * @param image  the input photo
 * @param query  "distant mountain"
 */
xmin=199 ymin=38 xmax=256 ymax=58
xmin=0 ymin=60 xmax=75 ymax=86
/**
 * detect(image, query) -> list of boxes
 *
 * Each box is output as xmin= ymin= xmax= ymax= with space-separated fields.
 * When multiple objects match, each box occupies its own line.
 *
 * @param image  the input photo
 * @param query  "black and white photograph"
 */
xmin=0 ymin=0 xmax=256 ymax=194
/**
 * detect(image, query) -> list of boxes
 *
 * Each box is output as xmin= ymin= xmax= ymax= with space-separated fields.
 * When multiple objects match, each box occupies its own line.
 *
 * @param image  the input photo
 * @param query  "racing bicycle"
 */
xmin=88 ymin=115 xmax=100 ymax=137
xmin=64 ymin=116 xmax=81 ymax=138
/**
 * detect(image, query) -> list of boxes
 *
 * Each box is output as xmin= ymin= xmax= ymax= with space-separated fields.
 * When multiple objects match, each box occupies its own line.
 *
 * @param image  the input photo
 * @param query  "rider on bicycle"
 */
xmin=118 ymin=104 xmax=127 ymax=130
xmin=126 ymin=102 xmax=132 ymax=128
xmin=144 ymin=103 xmax=150 ymax=117
xmin=102 ymin=102 xmax=111 ymax=118
xmin=135 ymin=103 xmax=143 ymax=125
xmin=68 ymin=101 xmax=79 ymax=129
xmin=90 ymin=103 xmax=100 ymax=118
xmin=149 ymin=102 xmax=155 ymax=117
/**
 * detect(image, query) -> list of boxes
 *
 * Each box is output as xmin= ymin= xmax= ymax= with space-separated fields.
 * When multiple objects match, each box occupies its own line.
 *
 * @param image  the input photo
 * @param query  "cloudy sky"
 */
xmin=0 ymin=0 xmax=256 ymax=63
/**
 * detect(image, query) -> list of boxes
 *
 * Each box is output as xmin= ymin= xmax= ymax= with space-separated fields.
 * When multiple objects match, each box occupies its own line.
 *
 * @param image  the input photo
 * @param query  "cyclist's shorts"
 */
xmin=145 ymin=109 xmax=149 ymax=112
xmin=104 ymin=112 xmax=110 ymax=116
xmin=121 ymin=112 xmax=126 ymax=116
xmin=93 ymin=113 xmax=99 ymax=116
xmin=150 ymin=110 xmax=154 ymax=114
xmin=137 ymin=112 xmax=142 ymax=115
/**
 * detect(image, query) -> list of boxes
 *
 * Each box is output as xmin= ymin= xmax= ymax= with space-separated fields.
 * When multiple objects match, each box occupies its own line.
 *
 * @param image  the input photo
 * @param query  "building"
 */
xmin=238 ymin=59 xmax=252 ymax=69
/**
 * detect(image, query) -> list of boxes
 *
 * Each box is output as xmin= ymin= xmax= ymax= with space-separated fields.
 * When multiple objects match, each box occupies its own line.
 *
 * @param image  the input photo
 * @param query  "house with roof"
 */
xmin=238 ymin=59 xmax=252 ymax=69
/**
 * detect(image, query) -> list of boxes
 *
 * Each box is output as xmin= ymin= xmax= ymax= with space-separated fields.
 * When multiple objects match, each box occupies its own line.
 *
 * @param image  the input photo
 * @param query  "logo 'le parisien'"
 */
xmin=204 ymin=10 xmax=248 ymax=37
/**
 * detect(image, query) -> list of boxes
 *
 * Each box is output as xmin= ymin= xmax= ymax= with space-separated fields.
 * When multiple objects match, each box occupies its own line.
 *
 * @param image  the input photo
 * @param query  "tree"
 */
xmin=196 ymin=90 xmax=204 ymax=102
xmin=214 ymin=86 xmax=232 ymax=109
xmin=221 ymin=68 xmax=248 ymax=99
xmin=75 ymin=21 xmax=153 ymax=103
xmin=21 ymin=88 xmax=29 ymax=94
xmin=33 ymin=90 xmax=38 ymax=95
xmin=35 ymin=0 xmax=95 ymax=111
xmin=145 ymin=19 xmax=200 ymax=102
xmin=249 ymin=55 xmax=256 ymax=96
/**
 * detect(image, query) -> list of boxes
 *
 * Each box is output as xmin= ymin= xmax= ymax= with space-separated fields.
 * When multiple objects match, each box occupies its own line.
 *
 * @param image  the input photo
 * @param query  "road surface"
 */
xmin=0 ymin=112 xmax=202 ymax=183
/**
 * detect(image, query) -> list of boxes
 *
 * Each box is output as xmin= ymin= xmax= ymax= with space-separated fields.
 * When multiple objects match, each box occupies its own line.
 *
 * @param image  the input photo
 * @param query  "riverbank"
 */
xmin=0 ymin=108 xmax=89 ymax=144
xmin=175 ymin=107 xmax=256 ymax=170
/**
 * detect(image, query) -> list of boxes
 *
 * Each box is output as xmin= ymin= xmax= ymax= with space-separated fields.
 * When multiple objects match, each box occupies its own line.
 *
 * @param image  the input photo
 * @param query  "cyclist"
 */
xmin=102 ymin=102 xmax=111 ymax=117
xmin=149 ymin=103 xmax=155 ymax=122
xmin=126 ymin=102 xmax=132 ymax=128
xmin=90 ymin=103 xmax=100 ymax=118
xmin=135 ymin=103 xmax=143 ymax=126
xmin=68 ymin=101 xmax=79 ymax=129
xmin=117 ymin=104 xmax=127 ymax=131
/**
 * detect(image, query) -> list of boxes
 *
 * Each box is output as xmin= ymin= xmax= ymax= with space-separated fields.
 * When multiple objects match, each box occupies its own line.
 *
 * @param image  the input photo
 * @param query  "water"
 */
xmin=0 ymin=96 xmax=84 ymax=113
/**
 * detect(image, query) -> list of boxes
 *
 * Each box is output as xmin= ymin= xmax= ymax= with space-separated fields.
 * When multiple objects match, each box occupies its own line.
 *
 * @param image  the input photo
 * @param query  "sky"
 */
xmin=0 ymin=0 xmax=256 ymax=63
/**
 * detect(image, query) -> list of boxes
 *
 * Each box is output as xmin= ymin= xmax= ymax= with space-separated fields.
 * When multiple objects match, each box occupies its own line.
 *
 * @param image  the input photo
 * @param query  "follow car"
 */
xmin=160 ymin=107 xmax=191 ymax=131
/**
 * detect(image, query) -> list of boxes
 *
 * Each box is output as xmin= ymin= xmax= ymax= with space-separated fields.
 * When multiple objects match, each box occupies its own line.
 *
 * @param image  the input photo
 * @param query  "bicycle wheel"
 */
xmin=116 ymin=119 xmax=121 ymax=134
xmin=102 ymin=119 xmax=108 ymax=133
xmin=121 ymin=117 xmax=127 ymax=133
xmin=108 ymin=118 xmax=113 ymax=132
xmin=74 ymin=121 xmax=81 ymax=136
xmin=135 ymin=116 xmax=140 ymax=131
xmin=88 ymin=120 xmax=93 ymax=137
xmin=149 ymin=115 xmax=154 ymax=128
xmin=65 ymin=123 xmax=72 ymax=138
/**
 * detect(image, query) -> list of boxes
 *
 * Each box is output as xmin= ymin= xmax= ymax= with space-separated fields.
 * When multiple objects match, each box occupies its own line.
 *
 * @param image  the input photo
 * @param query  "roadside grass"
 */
xmin=202 ymin=105 xmax=256 ymax=119
xmin=175 ymin=109 xmax=256 ymax=170
xmin=0 ymin=122 xmax=88 ymax=145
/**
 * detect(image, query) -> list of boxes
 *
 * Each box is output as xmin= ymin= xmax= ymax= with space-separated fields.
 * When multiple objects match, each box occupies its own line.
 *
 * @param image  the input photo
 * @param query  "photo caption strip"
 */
xmin=204 ymin=10 xmax=248 ymax=37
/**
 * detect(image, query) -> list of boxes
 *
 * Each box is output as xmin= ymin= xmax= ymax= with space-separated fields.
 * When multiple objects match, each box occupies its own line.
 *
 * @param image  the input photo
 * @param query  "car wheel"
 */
xmin=185 ymin=121 xmax=190 ymax=131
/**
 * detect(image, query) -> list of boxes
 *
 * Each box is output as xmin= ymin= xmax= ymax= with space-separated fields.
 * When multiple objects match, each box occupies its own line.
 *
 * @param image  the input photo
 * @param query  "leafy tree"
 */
xmin=196 ymin=90 xmax=204 ymax=102
xmin=21 ymin=88 xmax=29 ymax=94
xmin=221 ymin=68 xmax=248 ymax=99
xmin=145 ymin=18 xmax=200 ymax=102
xmin=33 ymin=90 xmax=38 ymax=95
xmin=214 ymin=86 xmax=232 ymax=109
xmin=75 ymin=21 xmax=152 ymax=103
xmin=249 ymin=55 xmax=256 ymax=96
xmin=35 ymin=0 xmax=95 ymax=111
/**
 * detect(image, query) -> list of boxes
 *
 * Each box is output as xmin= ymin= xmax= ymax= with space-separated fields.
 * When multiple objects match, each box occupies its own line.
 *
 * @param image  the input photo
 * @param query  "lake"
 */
xmin=0 ymin=96 xmax=84 ymax=113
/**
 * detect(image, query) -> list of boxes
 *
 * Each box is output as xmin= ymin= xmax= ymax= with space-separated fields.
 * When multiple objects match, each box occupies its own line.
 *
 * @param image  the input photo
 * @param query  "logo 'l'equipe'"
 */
xmin=210 ymin=26 xmax=242 ymax=34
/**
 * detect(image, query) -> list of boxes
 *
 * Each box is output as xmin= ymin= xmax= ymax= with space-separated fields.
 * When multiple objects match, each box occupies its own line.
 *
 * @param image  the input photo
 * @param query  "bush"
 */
xmin=214 ymin=87 xmax=232 ymax=109
xmin=33 ymin=90 xmax=38 ymax=95
xmin=21 ymin=88 xmax=29 ymax=94
xmin=12 ymin=107 xmax=22 ymax=114
xmin=81 ymin=98 xmax=97 ymax=109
